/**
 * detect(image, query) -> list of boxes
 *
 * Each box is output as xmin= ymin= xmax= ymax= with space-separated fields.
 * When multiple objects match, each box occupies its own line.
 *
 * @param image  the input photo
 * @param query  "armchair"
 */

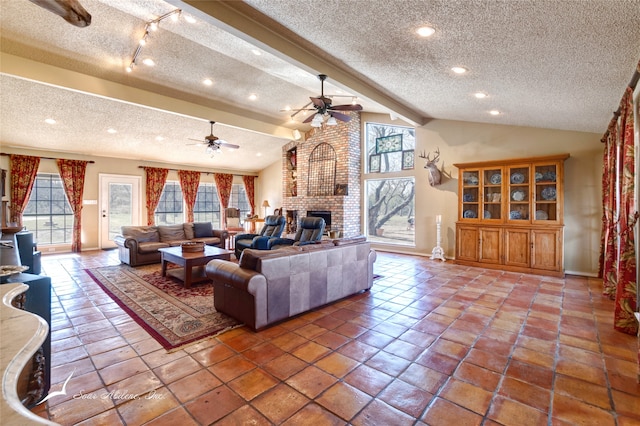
xmin=264 ymin=217 xmax=325 ymax=250
xmin=234 ymin=215 xmax=285 ymax=258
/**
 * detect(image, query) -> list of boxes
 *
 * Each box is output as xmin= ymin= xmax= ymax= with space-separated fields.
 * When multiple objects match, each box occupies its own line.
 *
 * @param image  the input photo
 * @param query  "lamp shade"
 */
xmin=262 ymin=200 xmax=270 ymax=208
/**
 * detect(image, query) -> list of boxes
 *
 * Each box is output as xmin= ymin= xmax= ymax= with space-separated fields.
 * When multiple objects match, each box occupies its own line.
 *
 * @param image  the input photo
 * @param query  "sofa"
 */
xmin=205 ymin=236 xmax=376 ymax=330
xmin=114 ymin=223 xmax=228 ymax=266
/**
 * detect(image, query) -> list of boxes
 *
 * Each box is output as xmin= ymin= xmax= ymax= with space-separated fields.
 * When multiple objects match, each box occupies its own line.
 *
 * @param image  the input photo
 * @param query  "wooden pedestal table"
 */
xmin=158 ymin=245 xmax=232 ymax=288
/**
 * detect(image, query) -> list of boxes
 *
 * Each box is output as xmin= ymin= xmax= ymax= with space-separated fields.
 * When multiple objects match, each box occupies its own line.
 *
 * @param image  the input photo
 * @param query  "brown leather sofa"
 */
xmin=114 ymin=223 xmax=228 ymax=266
xmin=205 ymin=236 xmax=376 ymax=330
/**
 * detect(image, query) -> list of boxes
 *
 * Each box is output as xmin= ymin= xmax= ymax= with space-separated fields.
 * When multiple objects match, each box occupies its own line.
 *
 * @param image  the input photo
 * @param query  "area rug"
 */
xmin=86 ymin=264 xmax=241 ymax=351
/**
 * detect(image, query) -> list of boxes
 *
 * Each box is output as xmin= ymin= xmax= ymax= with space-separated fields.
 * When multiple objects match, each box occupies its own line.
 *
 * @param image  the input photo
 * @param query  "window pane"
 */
xmin=365 ymin=178 xmax=415 ymax=246
xmin=230 ymin=183 xmax=250 ymax=219
xmin=23 ymin=174 xmax=74 ymax=245
xmin=194 ymin=183 xmax=221 ymax=225
xmin=155 ymin=181 xmax=183 ymax=225
xmin=365 ymin=122 xmax=415 ymax=173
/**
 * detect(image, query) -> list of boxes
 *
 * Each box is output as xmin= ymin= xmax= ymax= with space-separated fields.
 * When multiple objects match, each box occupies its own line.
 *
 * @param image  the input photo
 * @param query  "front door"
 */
xmin=99 ymin=174 xmax=141 ymax=249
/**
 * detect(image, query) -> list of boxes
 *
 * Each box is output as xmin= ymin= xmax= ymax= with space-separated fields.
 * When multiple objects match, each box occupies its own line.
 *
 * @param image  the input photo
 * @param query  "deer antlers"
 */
xmin=419 ymin=147 xmax=440 ymax=164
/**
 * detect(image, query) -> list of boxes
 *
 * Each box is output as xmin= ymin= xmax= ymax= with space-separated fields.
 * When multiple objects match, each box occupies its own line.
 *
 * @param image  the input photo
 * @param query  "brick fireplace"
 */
xmin=282 ymin=112 xmax=361 ymax=237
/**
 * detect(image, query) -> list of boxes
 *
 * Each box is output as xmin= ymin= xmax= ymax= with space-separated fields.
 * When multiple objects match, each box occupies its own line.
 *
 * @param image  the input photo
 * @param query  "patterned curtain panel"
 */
xmin=242 ymin=175 xmax=255 ymax=216
xmin=9 ymin=154 xmax=40 ymax=226
xmin=56 ymin=159 xmax=89 ymax=252
xmin=600 ymin=122 xmax=618 ymax=297
xmin=178 ymin=170 xmax=201 ymax=223
xmin=213 ymin=173 xmax=233 ymax=225
xmin=144 ymin=167 xmax=168 ymax=225
xmin=613 ymin=88 xmax=637 ymax=335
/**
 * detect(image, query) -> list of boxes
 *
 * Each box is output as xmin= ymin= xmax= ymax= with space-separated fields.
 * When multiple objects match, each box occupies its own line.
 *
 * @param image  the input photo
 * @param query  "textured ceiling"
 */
xmin=1 ymin=0 xmax=639 ymax=171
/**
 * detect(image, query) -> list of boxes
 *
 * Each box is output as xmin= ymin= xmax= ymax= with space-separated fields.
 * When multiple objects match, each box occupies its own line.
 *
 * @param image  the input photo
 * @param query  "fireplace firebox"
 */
xmin=306 ymin=210 xmax=331 ymax=231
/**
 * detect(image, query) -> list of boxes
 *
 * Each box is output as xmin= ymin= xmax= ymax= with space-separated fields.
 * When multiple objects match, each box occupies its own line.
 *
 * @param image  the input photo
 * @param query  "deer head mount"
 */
xmin=29 ymin=0 xmax=92 ymax=27
xmin=419 ymin=148 xmax=445 ymax=186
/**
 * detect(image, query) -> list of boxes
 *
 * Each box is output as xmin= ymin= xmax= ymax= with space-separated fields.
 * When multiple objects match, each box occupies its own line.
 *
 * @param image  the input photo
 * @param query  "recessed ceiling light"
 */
xmin=203 ymin=78 xmax=213 ymax=86
xmin=184 ymin=15 xmax=196 ymax=24
xmin=142 ymin=58 xmax=155 ymax=66
xmin=107 ymin=128 xmax=117 ymax=134
xmin=155 ymin=136 xmax=164 ymax=141
xmin=283 ymin=106 xmax=292 ymax=111
xmin=489 ymin=110 xmax=501 ymax=115
xmin=451 ymin=66 xmax=468 ymax=74
xmin=248 ymin=93 xmax=258 ymax=101
xmin=256 ymin=152 xmax=263 ymax=157
xmin=44 ymin=118 xmax=56 ymax=124
xmin=474 ymin=92 xmax=488 ymax=99
xmin=251 ymin=49 xmax=262 ymax=56
xmin=416 ymin=26 xmax=435 ymax=37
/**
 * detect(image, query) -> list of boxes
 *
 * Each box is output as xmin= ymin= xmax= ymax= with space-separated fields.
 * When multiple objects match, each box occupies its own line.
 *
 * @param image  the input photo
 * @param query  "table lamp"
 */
xmin=262 ymin=200 xmax=270 ymax=217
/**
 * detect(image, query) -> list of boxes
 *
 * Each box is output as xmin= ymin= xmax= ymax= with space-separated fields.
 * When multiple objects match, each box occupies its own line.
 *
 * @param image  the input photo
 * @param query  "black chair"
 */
xmin=16 ymin=231 xmax=42 ymax=274
xmin=234 ymin=215 xmax=285 ymax=258
xmin=263 ymin=217 xmax=325 ymax=250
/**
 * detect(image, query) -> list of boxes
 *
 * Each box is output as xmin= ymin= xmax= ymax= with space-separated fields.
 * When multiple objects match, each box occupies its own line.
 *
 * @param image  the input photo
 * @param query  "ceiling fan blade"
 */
xmin=187 ymin=142 xmax=206 ymax=146
xmin=219 ymin=141 xmax=240 ymax=149
xmin=302 ymin=114 xmax=316 ymax=124
xmin=330 ymin=111 xmax=352 ymax=122
xmin=188 ymin=138 xmax=204 ymax=142
xmin=330 ymin=104 xmax=363 ymax=111
xmin=310 ymin=97 xmax=325 ymax=108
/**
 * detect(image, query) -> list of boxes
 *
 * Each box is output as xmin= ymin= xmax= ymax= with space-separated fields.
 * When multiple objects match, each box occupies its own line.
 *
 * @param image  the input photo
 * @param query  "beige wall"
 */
xmin=0 ymin=148 xmax=256 ymax=251
xmin=2 ymin=115 xmax=603 ymax=275
xmin=359 ymin=114 xmax=603 ymax=276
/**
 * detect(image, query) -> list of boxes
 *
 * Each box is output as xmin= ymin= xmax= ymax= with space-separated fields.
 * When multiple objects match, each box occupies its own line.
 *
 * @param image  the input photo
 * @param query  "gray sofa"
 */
xmin=114 ymin=223 xmax=228 ymax=266
xmin=205 ymin=236 xmax=376 ymax=330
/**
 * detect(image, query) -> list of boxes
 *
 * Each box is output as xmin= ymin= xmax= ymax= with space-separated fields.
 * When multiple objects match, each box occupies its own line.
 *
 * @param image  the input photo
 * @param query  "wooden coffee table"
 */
xmin=158 ymin=245 xmax=232 ymax=288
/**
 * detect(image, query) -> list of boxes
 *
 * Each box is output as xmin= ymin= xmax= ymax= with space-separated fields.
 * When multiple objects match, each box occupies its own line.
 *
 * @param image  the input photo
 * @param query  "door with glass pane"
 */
xmin=99 ymin=174 xmax=141 ymax=248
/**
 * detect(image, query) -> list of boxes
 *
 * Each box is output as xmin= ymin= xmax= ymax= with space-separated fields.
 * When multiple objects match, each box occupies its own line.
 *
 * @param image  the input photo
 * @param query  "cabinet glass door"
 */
xmin=534 ymin=163 xmax=558 ymax=222
xmin=461 ymin=170 xmax=480 ymax=219
xmin=507 ymin=165 xmax=530 ymax=221
xmin=482 ymin=168 xmax=502 ymax=220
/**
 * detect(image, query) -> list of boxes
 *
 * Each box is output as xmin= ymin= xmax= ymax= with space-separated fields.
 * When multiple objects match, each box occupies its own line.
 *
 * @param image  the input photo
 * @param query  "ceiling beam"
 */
xmin=180 ymin=0 xmax=427 ymax=126
xmin=0 ymin=52 xmax=293 ymax=140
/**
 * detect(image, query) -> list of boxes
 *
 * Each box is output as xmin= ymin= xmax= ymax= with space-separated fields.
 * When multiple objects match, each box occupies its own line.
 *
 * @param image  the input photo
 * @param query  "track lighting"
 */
xmin=126 ymin=9 xmax=185 ymax=72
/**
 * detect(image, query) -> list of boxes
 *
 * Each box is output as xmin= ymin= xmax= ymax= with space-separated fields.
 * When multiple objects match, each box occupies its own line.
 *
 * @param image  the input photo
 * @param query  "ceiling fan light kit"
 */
xmin=187 ymin=121 xmax=239 ymax=158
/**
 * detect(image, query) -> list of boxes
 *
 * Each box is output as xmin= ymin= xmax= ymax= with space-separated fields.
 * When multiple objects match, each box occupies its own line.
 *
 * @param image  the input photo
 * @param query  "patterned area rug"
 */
xmin=86 ymin=264 xmax=241 ymax=351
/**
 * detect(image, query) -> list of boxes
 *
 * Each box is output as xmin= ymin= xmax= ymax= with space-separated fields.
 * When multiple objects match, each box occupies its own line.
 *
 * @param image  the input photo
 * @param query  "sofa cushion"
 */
xmin=122 ymin=226 xmax=159 ymax=243
xmin=183 ymin=223 xmax=195 ymax=240
xmin=194 ymin=222 xmax=214 ymax=238
xmin=158 ymin=224 xmax=186 ymax=241
xmin=196 ymin=236 xmax=222 ymax=246
xmin=138 ymin=241 xmax=170 ymax=253
xmin=239 ymin=247 xmax=300 ymax=271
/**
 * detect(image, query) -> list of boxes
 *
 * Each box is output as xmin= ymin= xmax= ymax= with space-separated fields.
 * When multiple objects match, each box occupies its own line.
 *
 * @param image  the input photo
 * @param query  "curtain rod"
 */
xmin=0 ymin=152 xmax=95 ymax=163
xmin=601 ymin=63 xmax=640 ymax=143
xmin=137 ymin=166 xmax=252 ymax=177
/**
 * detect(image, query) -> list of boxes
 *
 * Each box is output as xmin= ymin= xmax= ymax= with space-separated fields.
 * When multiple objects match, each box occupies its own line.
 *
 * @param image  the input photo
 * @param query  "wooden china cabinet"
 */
xmin=454 ymin=154 xmax=569 ymax=277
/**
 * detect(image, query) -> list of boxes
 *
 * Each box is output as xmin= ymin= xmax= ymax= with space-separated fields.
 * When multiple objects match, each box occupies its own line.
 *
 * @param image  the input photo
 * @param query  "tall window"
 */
xmin=23 ymin=173 xmax=74 ymax=245
xmin=230 ymin=183 xmax=250 ymax=218
xmin=194 ymin=183 xmax=220 ymax=224
xmin=364 ymin=122 xmax=416 ymax=246
xmin=155 ymin=181 xmax=183 ymax=225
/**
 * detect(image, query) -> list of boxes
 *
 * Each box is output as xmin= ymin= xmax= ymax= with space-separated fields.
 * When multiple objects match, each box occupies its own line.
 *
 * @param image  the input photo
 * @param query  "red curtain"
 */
xmin=178 ymin=170 xmax=201 ymax=223
xmin=242 ymin=175 xmax=255 ymax=216
xmin=600 ymin=122 xmax=618 ymax=297
xmin=214 ymin=173 xmax=233 ymax=226
xmin=144 ymin=167 xmax=168 ymax=225
xmin=613 ymin=88 xmax=637 ymax=335
xmin=56 ymin=159 xmax=88 ymax=252
xmin=9 ymin=154 xmax=40 ymax=226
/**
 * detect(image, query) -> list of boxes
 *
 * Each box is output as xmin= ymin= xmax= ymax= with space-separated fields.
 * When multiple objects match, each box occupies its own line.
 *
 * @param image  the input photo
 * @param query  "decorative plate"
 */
xmin=542 ymin=171 xmax=557 ymax=182
xmin=510 ymin=172 xmax=525 ymax=184
xmin=511 ymin=190 xmax=526 ymax=201
xmin=463 ymin=210 xmax=477 ymax=219
xmin=535 ymin=172 xmax=544 ymax=182
xmin=535 ymin=210 xmax=549 ymax=220
xmin=541 ymin=187 xmax=557 ymax=200
xmin=463 ymin=193 xmax=474 ymax=202
xmin=484 ymin=210 xmax=492 ymax=219
xmin=0 ymin=265 xmax=28 ymax=277
xmin=509 ymin=211 xmax=522 ymax=220
xmin=490 ymin=173 xmax=501 ymax=185
xmin=467 ymin=175 xmax=479 ymax=185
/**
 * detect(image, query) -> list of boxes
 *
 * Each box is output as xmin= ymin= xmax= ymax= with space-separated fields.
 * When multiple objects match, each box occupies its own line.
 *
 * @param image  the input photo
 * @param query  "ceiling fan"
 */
xmin=296 ymin=74 xmax=363 ymax=127
xmin=188 ymin=121 xmax=239 ymax=156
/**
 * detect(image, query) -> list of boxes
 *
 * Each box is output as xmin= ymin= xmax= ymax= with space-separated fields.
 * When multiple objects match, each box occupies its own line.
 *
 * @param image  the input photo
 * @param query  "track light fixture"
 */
xmin=126 ymin=9 xmax=183 ymax=72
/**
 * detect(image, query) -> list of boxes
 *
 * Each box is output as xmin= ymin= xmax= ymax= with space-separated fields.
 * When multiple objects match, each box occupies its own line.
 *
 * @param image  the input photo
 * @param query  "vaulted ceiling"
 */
xmin=1 ymin=0 xmax=639 ymax=171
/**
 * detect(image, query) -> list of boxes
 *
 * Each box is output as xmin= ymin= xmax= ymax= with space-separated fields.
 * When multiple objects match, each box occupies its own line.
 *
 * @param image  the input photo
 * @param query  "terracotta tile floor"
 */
xmin=30 ymin=250 xmax=639 ymax=425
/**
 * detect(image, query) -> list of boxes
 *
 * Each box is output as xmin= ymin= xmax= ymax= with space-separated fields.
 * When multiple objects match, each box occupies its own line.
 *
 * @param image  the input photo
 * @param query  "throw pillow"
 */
xmin=194 ymin=222 xmax=214 ymax=238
